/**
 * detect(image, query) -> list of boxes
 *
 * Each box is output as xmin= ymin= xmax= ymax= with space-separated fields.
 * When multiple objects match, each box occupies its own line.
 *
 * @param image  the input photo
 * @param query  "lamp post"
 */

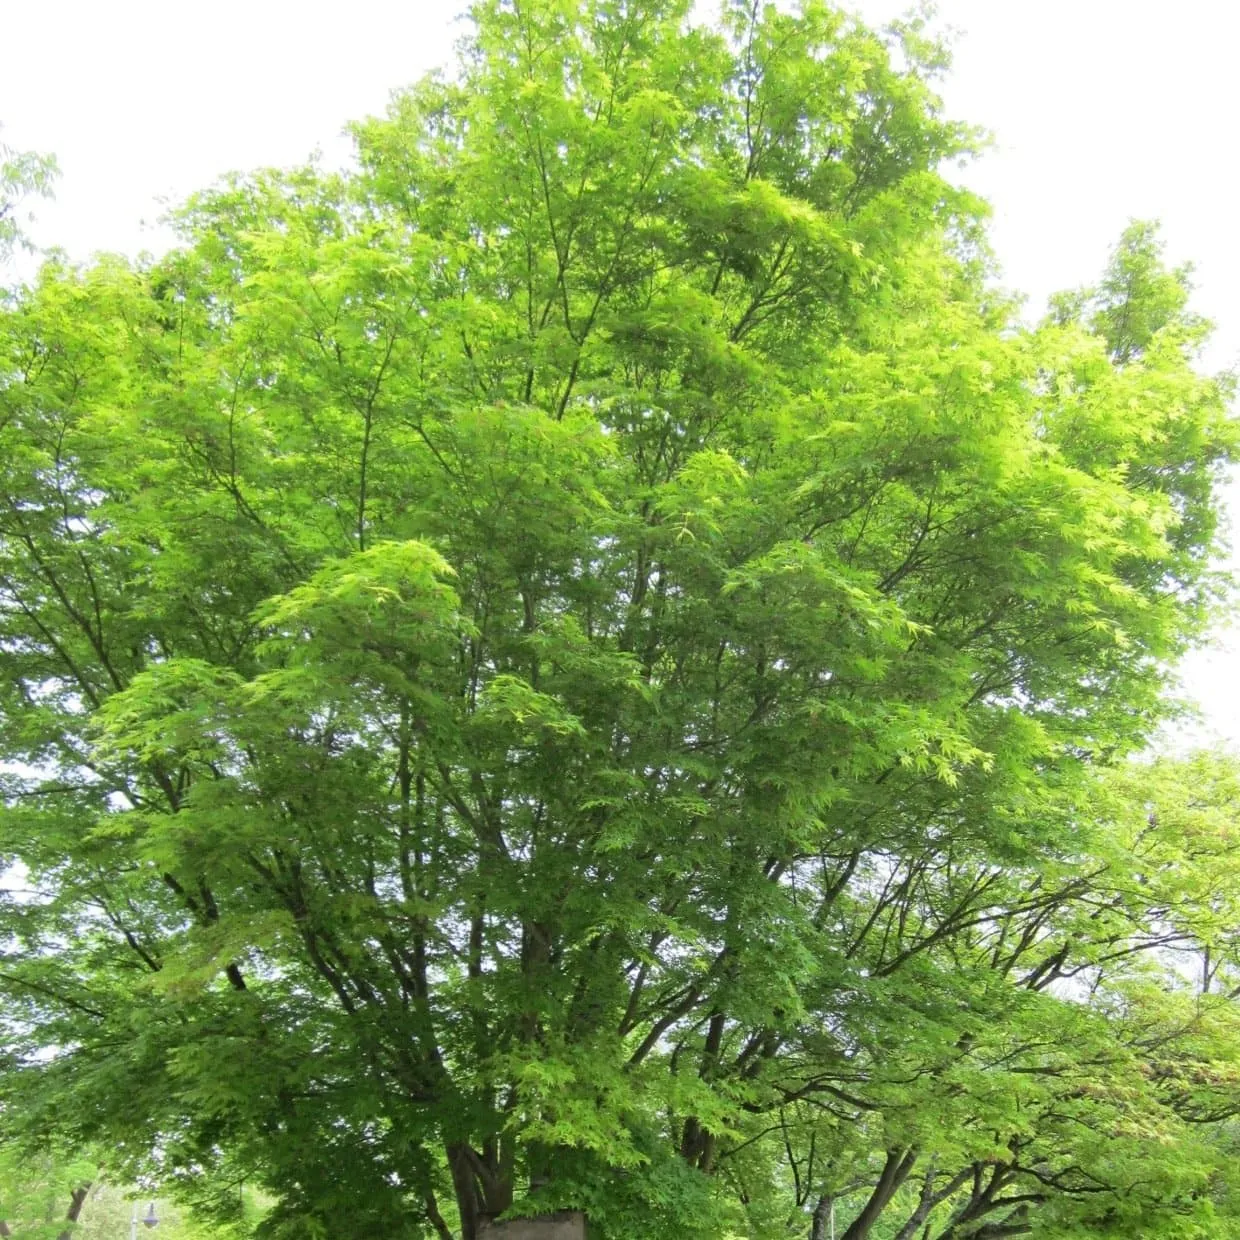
xmin=128 ymin=1202 xmax=158 ymax=1240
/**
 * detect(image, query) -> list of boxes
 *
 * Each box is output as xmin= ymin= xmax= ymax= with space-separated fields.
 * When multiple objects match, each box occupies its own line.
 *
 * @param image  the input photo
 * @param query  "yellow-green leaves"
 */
xmin=0 ymin=3 xmax=1237 ymax=1238
xmin=95 ymin=659 xmax=243 ymax=768
xmin=254 ymin=540 xmax=462 ymax=659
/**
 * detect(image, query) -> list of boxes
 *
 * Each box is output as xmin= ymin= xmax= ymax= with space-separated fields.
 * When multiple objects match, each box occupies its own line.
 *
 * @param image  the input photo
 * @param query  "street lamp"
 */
xmin=129 ymin=1202 xmax=158 ymax=1240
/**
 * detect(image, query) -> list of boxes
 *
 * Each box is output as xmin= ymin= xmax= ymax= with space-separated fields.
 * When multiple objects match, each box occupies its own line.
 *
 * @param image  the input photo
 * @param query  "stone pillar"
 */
xmin=478 ymin=1211 xmax=587 ymax=1240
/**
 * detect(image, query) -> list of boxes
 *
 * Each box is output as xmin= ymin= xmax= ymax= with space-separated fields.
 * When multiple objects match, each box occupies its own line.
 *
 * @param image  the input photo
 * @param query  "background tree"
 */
xmin=735 ymin=753 xmax=1240 ymax=1239
xmin=0 ymin=2 xmax=1235 ymax=1238
xmin=0 ymin=1148 xmax=95 ymax=1240
xmin=0 ymin=127 xmax=56 ymax=265
xmin=0 ymin=1150 xmax=263 ymax=1240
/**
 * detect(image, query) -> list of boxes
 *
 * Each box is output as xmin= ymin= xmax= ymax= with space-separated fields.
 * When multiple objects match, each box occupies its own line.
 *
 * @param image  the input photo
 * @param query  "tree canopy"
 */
xmin=1 ymin=2 xmax=1238 ymax=1238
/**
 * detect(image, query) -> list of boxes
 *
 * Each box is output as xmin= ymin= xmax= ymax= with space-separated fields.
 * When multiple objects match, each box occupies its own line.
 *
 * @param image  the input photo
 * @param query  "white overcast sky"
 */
xmin=2 ymin=0 xmax=1238 ymax=742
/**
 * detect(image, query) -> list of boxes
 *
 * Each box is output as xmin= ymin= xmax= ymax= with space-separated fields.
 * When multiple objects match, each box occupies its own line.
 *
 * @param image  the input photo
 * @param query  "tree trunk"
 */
xmin=55 ymin=1183 xmax=91 ymax=1240
xmin=839 ymin=1149 xmax=919 ymax=1240
xmin=449 ymin=1143 xmax=486 ymax=1240
xmin=810 ymin=1194 xmax=833 ymax=1240
xmin=448 ymin=1141 xmax=518 ymax=1240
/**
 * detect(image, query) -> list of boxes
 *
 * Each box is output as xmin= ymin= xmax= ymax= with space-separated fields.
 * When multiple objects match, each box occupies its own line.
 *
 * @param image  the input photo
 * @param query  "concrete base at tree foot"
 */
xmin=478 ymin=1211 xmax=586 ymax=1239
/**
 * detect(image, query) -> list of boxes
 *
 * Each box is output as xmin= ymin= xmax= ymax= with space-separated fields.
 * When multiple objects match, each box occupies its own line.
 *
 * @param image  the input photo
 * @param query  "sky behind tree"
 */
xmin=3 ymin=0 xmax=1236 ymax=738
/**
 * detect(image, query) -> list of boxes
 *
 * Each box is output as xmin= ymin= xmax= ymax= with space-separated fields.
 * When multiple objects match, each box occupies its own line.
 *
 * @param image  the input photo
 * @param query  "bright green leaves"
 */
xmin=252 ymin=540 xmax=464 ymax=698
xmin=1054 ymin=219 xmax=1199 ymax=364
xmin=475 ymin=675 xmax=589 ymax=741
xmin=0 ymin=3 xmax=1237 ymax=1240
xmin=96 ymin=659 xmax=244 ymax=768
xmin=93 ymin=539 xmax=463 ymax=764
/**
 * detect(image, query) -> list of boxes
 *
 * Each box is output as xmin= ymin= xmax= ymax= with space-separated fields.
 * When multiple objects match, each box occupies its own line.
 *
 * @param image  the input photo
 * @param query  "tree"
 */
xmin=0 ymin=1148 xmax=94 ymax=1240
xmin=0 ymin=128 xmax=56 ymax=265
xmin=0 ymin=2 xmax=1234 ymax=1238
xmin=740 ymin=752 xmax=1240 ymax=1240
xmin=0 ymin=1148 xmax=262 ymax=1240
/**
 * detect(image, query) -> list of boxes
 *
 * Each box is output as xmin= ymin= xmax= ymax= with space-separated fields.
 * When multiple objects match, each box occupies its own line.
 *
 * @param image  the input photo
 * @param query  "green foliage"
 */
xmin=0 ymin=4 xmax=1237 ymax=1240
xmin=0 ymin=128 xmax=56 ymax=265
xmin=0 ymin=1152 xmax=265 ymax=1240
xmin=0 ymin=1149 xmax=95 ymax=1240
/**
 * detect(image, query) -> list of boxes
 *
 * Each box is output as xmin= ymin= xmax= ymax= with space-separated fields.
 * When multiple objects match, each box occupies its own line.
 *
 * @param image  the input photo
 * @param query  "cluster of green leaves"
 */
xmin=1 ymin=2 xmax=1238 ymax=1239
xmin=723 ymin=753 xmax=1240 ymax=1240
